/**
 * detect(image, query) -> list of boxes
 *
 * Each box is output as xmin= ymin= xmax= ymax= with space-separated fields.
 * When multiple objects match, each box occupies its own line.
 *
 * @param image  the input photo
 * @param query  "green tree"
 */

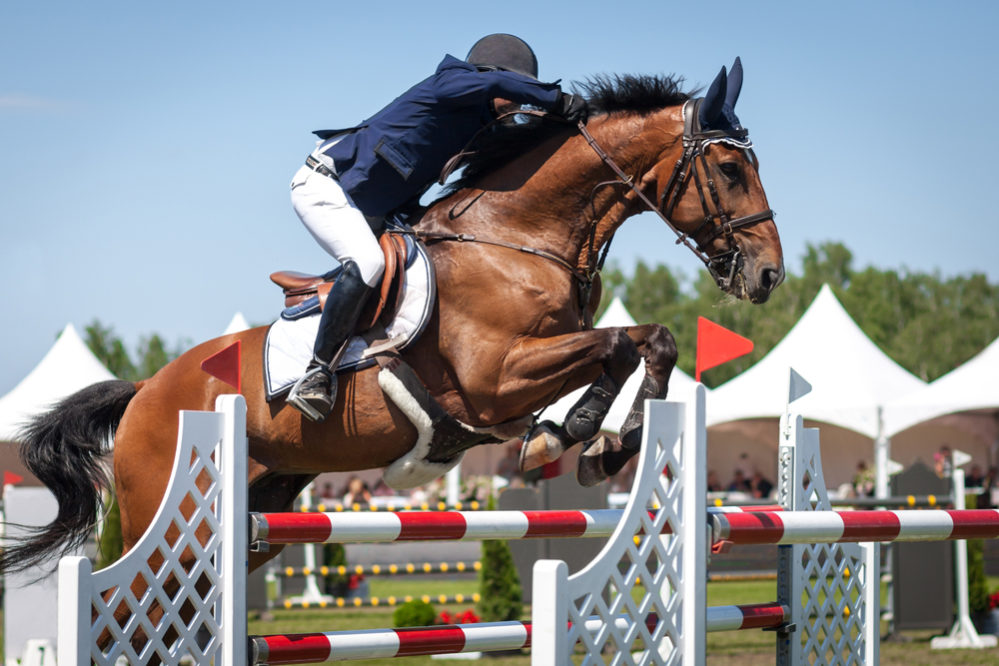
xmin=84 ymin=320 xmax=137 ymax=381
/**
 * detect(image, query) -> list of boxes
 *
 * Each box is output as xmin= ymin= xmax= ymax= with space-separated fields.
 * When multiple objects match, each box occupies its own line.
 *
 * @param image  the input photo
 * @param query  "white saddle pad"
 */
xmin=263 ymin=238 xmax=435 ymax=400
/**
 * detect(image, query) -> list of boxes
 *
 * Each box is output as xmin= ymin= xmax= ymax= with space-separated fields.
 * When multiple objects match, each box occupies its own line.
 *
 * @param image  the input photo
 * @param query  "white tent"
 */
xmin=880 ymin=335 xmax=999 ymax=469
xmin=884 ymin=335 xmax=999 ymax=437
xmin=222 ymin=312 xmax=251 ymax=335
xmin=0 ymin=324 xmax=116 ymax=441
xmin=707 ymin=284 xmax=926 ymax=438
xmin=538 ymin=297 xmax=699 ymax=433
xmin=705 ymin=285 xmax=926 ymax=487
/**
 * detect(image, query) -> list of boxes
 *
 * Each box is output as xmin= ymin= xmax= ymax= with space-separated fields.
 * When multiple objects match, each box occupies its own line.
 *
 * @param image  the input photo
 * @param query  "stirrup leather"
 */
xmin=287 ymin=366 xmax=337 ymax=422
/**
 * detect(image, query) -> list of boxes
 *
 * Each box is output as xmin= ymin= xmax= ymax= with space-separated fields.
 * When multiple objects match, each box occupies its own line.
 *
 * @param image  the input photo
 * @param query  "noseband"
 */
xmin=579 ymin=98 xmax=774 ymax=291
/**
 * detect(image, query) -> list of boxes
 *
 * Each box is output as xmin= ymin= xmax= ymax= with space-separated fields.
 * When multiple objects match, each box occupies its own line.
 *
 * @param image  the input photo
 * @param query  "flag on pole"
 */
xmin=695 ymin=317 xmax=753 ymax=382
xmin=201 ymin=340 xmax=242 ymax=393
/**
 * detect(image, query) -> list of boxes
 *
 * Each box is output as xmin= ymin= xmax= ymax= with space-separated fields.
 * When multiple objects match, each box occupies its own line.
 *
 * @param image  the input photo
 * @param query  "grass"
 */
xmin=245 ymin=578 xmax=999 ymax=664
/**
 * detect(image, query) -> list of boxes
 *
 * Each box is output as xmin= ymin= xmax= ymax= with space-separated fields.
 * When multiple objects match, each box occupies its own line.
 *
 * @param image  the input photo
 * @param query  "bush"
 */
xmin=322 ymin=543 xmax=350 ymax=597
xmin=393 ymin=599 xmax=437 ymax=628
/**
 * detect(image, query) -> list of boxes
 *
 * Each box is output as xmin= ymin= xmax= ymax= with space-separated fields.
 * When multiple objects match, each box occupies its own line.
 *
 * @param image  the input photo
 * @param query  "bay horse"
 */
xmin=5 ymin=60 xmax=782 ymax=590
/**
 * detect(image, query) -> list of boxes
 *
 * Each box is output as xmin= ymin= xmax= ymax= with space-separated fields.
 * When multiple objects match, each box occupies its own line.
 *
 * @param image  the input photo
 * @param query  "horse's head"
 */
xmin=650 ymin=58 xmax=784 ymax=303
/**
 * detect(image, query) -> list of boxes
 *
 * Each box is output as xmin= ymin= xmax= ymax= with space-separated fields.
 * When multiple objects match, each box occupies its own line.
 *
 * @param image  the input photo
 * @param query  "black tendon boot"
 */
xmin=287 ymin=261 xmax=375 ymax=422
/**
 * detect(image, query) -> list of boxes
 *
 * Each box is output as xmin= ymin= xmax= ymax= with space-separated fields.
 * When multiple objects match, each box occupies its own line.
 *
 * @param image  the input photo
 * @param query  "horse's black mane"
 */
xmin=441 ymin=74 xmax=695 ymax=194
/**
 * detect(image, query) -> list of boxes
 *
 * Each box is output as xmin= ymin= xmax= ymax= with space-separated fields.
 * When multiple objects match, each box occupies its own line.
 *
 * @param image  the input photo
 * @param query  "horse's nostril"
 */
xmin=761 ymin=265 xmax=783 ymax=292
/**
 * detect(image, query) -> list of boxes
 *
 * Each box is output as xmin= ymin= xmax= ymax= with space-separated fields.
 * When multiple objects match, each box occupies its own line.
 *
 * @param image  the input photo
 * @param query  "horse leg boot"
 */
xmin=520 ymin=373 xmax=621 ymax=472
xmin=288 ymin=260 xmax=374 ymax=422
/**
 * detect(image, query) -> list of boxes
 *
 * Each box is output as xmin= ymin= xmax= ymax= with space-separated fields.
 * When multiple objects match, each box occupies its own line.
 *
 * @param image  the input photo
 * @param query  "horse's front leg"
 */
xmin=497 ymin=324 xmax=675 ymax=485
xmin=573 ymin=323 xmax=677 ymax=485
xmin=463 ymin=326 xmax=638 ymax=464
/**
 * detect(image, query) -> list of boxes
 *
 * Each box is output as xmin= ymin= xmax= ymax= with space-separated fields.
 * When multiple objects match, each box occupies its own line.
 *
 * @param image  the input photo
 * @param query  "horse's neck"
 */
xmin=426 ymin=110 xmax=682 ymax=271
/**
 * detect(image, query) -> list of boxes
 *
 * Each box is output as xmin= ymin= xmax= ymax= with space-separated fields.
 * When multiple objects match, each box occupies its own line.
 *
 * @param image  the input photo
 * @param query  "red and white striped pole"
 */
xmin=713 ymin=509 xmax=999 ymax=545
xmin=251 ymin=505 xmax=782 ymax=546
xmin=249 ymin=604 xmax=789 ymax=664
xmin=251 ymin=509 xmax=634 ymax=544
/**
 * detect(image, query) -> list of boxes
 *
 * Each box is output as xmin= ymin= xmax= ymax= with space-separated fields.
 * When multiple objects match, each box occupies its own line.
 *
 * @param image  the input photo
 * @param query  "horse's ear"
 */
xmin=725 ymin=57 xmax=743 ymax=109
xmin=700 ymin=66 xmax=728 ymax=126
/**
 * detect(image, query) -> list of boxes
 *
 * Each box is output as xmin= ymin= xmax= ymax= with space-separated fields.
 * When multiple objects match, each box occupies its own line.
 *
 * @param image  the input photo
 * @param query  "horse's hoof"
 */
xmin=576 ymin=436 xmax=611 ymax=487
xmin=519 ymin=421 xmax=566 ymax=472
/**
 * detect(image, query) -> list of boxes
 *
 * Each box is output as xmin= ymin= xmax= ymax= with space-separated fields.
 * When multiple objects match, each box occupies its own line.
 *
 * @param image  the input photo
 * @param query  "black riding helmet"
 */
xmin=466 ymin=33 xmax=539 ymax=79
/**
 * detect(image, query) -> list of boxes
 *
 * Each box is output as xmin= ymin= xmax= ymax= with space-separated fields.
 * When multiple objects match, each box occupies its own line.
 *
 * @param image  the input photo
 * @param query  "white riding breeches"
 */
xmin=290 ymin=165 xmax=385 ymax=288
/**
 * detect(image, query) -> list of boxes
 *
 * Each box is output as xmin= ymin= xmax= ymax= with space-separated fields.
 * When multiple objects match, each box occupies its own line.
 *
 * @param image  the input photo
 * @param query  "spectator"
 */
xmin=343 ymin=476 xmax=372 ymax=506
xmin=966 ymin=464 xmax=985 ymax=488
xmin=852 ymin=461 xmax=874 ymax=497
xmin=934 ymin=444 xmax=953 ymax=478
xmin=750 ymin=471 xmax=774 ymax=499
xmin=707 ymin=470 xmax=722 ymax=492
xmin=727 ymin=469 xmax=750 ymax=493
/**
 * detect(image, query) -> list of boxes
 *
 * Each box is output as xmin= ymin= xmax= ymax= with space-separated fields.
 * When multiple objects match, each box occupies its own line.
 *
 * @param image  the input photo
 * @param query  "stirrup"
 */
xmin=287 ymin=366 xmax=337 ymax=423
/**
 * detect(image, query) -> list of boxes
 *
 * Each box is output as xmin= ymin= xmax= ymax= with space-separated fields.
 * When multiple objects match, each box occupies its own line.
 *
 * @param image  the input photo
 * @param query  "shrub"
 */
xmin=477 ymin=495 xmax=523 ymax=622
xmin=393 ymin=599 xmax=437 ymax=628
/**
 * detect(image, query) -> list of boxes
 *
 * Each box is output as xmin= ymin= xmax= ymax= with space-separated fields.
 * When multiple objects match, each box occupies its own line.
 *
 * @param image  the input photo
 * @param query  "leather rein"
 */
xmin=413 ymin=99 xmax=774 ymax=323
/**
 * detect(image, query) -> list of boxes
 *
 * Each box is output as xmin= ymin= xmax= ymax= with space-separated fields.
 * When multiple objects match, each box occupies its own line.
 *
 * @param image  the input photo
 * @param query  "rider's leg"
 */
xmin=287 ymin=166 xmax=385 ymax=421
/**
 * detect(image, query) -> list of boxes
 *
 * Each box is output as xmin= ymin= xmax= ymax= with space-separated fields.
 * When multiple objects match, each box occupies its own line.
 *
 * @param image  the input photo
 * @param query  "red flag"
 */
xmin=3 ymin=471 xmax=23 ymax=486
xmin=695 ymin=317 xmax=753 ymax=382
xmin=201 ymin=340 xmax=242 ymax=393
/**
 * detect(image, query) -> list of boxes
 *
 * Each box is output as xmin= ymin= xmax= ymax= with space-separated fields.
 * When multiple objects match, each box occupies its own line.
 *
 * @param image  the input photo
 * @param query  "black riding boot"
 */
xmin=287 ymin=261 xmax=374 ymax=422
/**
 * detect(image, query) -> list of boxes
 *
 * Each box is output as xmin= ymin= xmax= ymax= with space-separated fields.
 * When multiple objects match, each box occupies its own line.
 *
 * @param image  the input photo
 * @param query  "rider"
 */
xmin=288 ymin=33 xmax=589 ymax=422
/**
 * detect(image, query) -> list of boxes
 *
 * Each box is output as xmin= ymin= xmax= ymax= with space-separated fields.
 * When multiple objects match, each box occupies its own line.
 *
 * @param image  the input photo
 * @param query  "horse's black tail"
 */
xmin=0 ymin=379 xmax=137 ymax=575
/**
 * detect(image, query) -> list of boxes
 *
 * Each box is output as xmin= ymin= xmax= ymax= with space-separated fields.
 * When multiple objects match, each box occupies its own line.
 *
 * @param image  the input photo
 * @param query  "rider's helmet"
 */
xmin=466 ymin=33 xmax=539 ymax=79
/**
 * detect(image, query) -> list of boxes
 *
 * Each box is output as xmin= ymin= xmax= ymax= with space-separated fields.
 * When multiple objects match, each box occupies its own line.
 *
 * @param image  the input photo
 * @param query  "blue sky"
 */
xmin=2 ymin=1 xmax=997 ymax=394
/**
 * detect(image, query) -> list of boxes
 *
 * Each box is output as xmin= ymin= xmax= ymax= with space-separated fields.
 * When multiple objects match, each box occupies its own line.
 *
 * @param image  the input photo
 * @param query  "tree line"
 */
xmin=81 ymin=240 xmax=999 ymax=391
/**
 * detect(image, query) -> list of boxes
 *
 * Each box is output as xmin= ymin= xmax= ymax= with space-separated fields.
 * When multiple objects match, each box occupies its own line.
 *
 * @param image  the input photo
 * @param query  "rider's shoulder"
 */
xmin=435 ymin=54 xmax=477 ymax=74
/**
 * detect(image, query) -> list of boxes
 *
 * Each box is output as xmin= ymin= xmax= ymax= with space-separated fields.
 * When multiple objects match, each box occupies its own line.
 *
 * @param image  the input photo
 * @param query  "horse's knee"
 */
xmin=605 ymin=328 xmax=641 ymax=384
xmin=643 ymin=325 xmax=677 ymax=378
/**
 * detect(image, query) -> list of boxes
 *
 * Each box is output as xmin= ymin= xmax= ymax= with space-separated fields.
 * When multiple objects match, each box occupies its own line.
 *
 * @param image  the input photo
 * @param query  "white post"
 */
xmin=931 ymin=450 xmax=997 ymax=649
xmin=219 ymin=395 xmax=248 ymax=666
xmin=446 ymin=463 xmax=461 ymax=507
xmin=56 ymin=556 xmax=91 ymax=665
xmin=681 ymin=387 xmax=707 ymax=666
xmin=862 ymin=542 xmax=880 ymax=665
xmin=530 ymin=560 xmax=568 ymax=665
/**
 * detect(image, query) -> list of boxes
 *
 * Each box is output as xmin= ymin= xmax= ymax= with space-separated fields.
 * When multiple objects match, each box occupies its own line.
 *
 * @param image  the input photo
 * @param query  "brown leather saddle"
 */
xmin=270 ymin=232 xmax=410 ymax=331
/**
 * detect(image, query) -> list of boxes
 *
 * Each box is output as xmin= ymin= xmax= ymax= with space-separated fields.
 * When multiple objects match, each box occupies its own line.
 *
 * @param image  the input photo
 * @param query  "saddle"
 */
xmin=270 ymin=232 xmax=409 ymax=332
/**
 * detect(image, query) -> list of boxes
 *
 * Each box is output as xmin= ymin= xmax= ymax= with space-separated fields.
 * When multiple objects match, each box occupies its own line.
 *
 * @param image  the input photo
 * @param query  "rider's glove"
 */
xmin=556 ymin=92 xmax=589 ymax=124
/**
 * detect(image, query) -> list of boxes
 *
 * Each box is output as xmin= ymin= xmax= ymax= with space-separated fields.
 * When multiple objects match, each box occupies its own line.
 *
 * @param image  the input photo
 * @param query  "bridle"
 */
xmin=578 ymin=98 xmax=775 ymax=292
xmin=415 ymin=99 xmax=775 ymax=325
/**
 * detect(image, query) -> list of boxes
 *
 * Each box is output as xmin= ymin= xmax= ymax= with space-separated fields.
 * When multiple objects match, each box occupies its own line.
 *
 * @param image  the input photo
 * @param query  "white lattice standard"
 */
xmin=58 ymin=395 xmax=248 ymax=665
xmin=532 ymin=385 xmax=706 ymax=665
xmin=776 ymin=412 xmax=879 ymax=666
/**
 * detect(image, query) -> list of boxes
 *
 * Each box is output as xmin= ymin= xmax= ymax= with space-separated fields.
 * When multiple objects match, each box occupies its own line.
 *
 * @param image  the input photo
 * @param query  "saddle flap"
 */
xmin=275 ymin=232 xmax=411 ymax=330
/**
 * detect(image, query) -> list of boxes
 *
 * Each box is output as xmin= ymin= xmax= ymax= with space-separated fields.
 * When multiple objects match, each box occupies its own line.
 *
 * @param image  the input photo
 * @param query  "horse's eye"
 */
xmin=719 ymin=162 xmax=741 ymax=179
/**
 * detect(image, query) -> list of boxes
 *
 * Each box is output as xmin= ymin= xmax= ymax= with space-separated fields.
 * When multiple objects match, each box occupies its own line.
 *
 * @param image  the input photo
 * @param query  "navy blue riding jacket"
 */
xmin=316 ymin=55 xmax=563 ymax=217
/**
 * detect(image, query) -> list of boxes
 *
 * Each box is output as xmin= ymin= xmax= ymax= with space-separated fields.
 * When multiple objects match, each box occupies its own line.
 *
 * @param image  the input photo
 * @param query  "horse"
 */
xmin=5 ymin=61 xmax=782 ymax=596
